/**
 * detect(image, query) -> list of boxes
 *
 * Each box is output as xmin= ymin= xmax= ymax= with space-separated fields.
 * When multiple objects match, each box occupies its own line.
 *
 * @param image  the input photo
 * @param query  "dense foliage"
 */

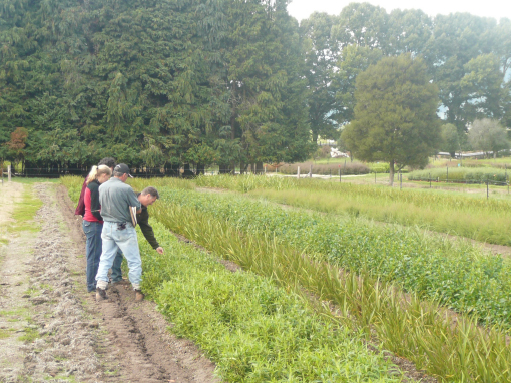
xmin=2 ymin=0 xmax=510 ymax=170
xmin=0 ymin=0 xmax=312 ymax=170
xmin=341 ymin=54 xmax=440 ymax=183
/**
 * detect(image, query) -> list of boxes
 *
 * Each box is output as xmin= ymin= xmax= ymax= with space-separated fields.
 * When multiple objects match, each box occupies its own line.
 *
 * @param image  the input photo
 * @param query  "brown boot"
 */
xmin=134 ymin=289 xmax=144 ymax=302
xmin=96 ymin=287 xmax=107 ymax=302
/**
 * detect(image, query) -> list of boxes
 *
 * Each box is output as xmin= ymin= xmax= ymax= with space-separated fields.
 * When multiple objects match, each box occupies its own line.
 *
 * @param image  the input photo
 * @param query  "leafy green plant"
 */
xmin=151 ymin=195 xmax=511 ymax=383
xmin=155 ymin=188 xmax=511 ymax=327
xmin=139 ymin=222 xmax=403 ymax=382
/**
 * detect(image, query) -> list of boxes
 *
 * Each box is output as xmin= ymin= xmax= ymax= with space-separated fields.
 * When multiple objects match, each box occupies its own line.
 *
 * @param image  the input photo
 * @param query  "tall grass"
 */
xmin=194 ymin=174 xmax=511 ymax=245
xmin=246 ymin=187 xmax=511 ymax=245
xmin=140 ymin=222 xmax=404 ymax=382
xmin=408 ymin=167 xmax=509 ymax=183
xmin=269 ymin=161 xmax=370 ymax=175
xmin=152 ymin=198 xmax=511 ymax=383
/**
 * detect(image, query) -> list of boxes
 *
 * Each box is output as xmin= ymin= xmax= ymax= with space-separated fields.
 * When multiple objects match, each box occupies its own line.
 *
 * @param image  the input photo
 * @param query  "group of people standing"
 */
xmin=75 ymin=157 xmax=163 ymax=302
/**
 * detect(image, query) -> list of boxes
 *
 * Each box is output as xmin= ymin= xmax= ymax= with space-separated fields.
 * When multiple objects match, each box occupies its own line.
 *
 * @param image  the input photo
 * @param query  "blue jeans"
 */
xmin=82 ymin=220 xmax=103 ymax=292
xmin=96 ymin=222 xmax=142 ymax=290
xmin=110 ymin=250 xmax=124 ymax=282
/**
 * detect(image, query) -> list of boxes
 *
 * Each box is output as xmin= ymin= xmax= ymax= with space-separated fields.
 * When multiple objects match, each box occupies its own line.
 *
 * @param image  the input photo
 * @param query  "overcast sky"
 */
xmin=287 ymin=0 xmax=511 ymax=23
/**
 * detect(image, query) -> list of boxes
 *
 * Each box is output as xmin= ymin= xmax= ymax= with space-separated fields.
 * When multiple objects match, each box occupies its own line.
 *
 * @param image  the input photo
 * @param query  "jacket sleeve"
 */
xmin=74 ymin=178 xmax=88 ymax=216
xmin=89 ymin=183 xmax=103 ymax=221
xmin=137 ymin=208 xmax=159 ymax=249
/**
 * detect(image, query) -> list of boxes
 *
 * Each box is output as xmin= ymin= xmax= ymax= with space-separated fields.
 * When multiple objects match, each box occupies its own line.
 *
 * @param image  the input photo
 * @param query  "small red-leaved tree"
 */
xmin=6 ymin=127 xmax=29 ymax=170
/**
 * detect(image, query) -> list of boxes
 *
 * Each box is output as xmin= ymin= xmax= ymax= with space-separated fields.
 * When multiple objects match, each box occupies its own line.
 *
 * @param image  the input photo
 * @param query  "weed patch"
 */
xmin=17 ymin=327 xmax=40 ymax=343
xmin=0 ymin=329 xmax=11 ymax=339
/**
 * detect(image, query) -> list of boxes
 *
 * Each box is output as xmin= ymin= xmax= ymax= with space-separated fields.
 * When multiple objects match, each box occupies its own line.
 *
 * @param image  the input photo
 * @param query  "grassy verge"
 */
xmin=151 ymin=193 xmax=511 ymax=383
xmin=140 ymin=222 xmax=404 ymax=382
xmin=9 ymin=185 xmax=43 ymax=233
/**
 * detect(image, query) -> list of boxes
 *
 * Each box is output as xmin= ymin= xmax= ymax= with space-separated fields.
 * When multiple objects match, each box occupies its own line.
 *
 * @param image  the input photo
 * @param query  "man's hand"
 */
xmin=156 ymin=247 xmax=164 ymax=254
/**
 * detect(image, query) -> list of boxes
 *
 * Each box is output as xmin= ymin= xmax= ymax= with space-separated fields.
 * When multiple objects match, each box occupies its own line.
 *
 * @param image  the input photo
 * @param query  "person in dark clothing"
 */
xmin=110 ymin=186 xmax=163 ymax=285
xmin=82 ymin=165 xmax=112 ymax=292
xmin=75 ymin=157 xmax=116 ymax=217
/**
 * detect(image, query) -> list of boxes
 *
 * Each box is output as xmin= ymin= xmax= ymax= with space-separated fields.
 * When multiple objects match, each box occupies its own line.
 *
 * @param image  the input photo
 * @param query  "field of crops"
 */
xmin=62 ymin=175 xmax=511 ymax=382
xmin=192 ymin=174 xmax=511 ymax=246
xmin=408 ymin=167 xmax=509 ymax=183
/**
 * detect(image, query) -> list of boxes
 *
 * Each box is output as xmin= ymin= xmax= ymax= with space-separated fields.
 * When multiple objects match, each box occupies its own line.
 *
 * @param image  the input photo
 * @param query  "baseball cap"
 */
xmin=114 ymin=163 xmax=133 ymax=178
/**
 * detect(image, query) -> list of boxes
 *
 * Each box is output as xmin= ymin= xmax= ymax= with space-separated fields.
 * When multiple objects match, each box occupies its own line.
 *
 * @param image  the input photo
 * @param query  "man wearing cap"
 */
xmin=95 ymin=163 xmax=144 ymax=302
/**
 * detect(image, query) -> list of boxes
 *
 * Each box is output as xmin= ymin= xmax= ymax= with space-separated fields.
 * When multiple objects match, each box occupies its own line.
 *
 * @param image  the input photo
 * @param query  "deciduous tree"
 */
xmin=468 ymin=118 xmax=509 ymax=158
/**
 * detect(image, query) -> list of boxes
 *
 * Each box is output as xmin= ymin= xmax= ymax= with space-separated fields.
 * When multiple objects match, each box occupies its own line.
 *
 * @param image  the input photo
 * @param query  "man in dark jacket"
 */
xmin=110 ymin=186 xmax=163 ymax=285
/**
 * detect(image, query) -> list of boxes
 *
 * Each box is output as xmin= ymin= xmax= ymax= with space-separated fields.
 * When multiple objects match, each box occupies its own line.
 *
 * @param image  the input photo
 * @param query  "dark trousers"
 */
xmin=83 ymin=220 xmax=103 ymax=292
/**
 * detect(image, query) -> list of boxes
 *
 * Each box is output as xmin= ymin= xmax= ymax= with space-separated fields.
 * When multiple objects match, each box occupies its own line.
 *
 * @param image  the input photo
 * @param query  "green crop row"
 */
xmin=61 ymin=176 xmax=404 ymax=381
xmin=61 ymin=175 xmax=84 ymax=204
xmin=155 ymin=188 xmax=511 ymax=328
xmin=408 ymin=167 xmax=509 ymax=183
xmin=150 ymin=193 xmax=511 ymax=383
xmin=138 ymin=221 xmax=404 ymax=382
xmin=61 ymin=176 xmax=511 ymax=381
xmin=193 ymin=174 xmax=511 ymax=213
xmin=192 ymin=174 xmax=511 ymax=246
xmin=244 ymin=187 xmax=511 ymax=246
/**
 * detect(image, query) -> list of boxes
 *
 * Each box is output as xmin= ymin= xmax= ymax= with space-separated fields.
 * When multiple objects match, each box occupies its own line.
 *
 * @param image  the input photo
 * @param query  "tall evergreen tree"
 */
xmin=342 ymin=54 xmax=440 ymax=184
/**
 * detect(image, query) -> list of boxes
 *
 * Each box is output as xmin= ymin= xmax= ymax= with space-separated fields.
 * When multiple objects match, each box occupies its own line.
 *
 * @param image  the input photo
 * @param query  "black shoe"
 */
xmin=96 ymin=287 xmax=107 ymax=302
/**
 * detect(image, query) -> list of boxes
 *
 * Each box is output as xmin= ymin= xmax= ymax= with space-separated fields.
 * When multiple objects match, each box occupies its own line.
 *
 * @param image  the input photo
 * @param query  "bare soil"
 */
xmin=0 ymin=182 xmax=220 ymax=383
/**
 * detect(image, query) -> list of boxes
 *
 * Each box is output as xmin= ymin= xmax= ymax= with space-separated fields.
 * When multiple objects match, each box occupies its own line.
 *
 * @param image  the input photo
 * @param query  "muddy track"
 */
xmin=0 ymin=182 xmax=219 ymax=383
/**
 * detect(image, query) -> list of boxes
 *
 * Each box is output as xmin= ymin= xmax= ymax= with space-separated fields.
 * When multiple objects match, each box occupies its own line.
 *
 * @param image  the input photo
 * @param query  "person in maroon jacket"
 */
xmin=75 ymin=157 xmax=117 ymax=217
xmin=83 ymin=165 xmax=112 ymax=292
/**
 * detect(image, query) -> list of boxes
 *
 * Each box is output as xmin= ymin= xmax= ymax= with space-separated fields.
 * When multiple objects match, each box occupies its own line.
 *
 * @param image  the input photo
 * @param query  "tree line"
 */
xmin=1 ymin=0 xmax=510 ymax=173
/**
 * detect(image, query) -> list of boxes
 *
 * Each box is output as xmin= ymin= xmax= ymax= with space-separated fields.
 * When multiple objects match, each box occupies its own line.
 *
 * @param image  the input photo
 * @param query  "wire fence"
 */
xmin=2 ymin=165 xmax=510 ymax=199
xmin=4 ymin=167 xmax=186 ymax=178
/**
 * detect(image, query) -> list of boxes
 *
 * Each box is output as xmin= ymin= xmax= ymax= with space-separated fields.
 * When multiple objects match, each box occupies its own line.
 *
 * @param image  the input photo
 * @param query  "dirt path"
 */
xmin=0 ymin=182 xmax=219 ymax=383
